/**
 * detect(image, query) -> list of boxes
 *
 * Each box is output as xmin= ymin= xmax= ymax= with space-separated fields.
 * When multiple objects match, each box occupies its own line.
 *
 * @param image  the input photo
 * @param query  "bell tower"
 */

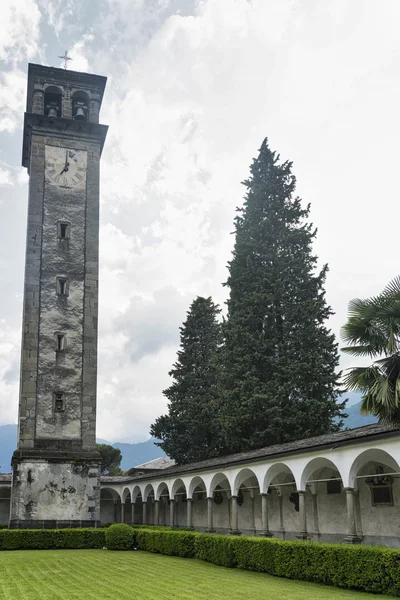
xmin=9 ymin=63 xmax=108 ymax=528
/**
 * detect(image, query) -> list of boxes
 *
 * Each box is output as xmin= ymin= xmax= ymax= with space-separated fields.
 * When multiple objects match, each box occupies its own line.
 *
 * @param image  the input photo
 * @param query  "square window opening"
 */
xmin=56 ymin=333 xmax=66 ymax=351
xmin=59 ymin=222 xmax=70 ymax=239
xmin=54 ymin=392 xmax=65 ymax=412
xmin=56 ymin=277 xmax=68 ymax=296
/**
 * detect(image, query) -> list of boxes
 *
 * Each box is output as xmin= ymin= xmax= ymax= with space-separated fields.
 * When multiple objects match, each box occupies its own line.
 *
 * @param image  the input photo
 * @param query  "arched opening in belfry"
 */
xmin=44 ymin=85 xmax=62 ymax=118
xmin=72 ymin=91 xmax=89 ymax=121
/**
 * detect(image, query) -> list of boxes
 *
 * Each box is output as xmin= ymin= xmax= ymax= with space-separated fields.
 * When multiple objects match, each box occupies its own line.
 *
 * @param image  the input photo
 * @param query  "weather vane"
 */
xmin=58 ymin=50 xmax=72 ymax=70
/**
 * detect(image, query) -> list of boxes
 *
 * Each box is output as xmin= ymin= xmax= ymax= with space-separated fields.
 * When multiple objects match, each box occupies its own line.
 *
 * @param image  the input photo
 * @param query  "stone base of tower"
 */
xmin=9 ymin=450 xmax=101 ymax=528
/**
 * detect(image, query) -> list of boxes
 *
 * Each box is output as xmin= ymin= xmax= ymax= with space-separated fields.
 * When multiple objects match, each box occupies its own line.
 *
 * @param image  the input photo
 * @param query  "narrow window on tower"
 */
xmin=55 ymin=333 xmax=66 ymax=352
xmin=56 ymin=277 xmax=69 ymax=296
xmin=54 ymin=392 xmax=65 ymax=412
xmin=58 ymin=221 xmax=70 ymax=240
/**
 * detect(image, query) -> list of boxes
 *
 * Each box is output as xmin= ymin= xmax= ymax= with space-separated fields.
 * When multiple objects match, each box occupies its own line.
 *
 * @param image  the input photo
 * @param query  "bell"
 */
xmin=47 ymin=106 xmax=58 ymax=119
xmin=74 ymin=105 xmax=87 ymax=121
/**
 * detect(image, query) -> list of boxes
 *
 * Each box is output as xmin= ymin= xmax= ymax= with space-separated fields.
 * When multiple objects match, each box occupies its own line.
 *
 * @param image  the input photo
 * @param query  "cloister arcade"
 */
xmin=98 ymin=426 xmax=400 ymax=547
xmin=1 ymin=425 xmax=399 ymax=546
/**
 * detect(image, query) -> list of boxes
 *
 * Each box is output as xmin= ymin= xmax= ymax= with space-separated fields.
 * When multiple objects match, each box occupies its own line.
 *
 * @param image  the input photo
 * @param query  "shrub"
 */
xmin=105 ymin=523 xmax=134 ymax=550
xmin=0 ymin=528 xmax=105 ymax=550
xmin=0 ymin=524 xmax=8 ymax=530
xmin=195 ymin=533 xmax=237 ymax=567
xmin=233 ymin=536 xmax=280 ymax=574
xmin=136 ymin=529 xmax=197 ymax=558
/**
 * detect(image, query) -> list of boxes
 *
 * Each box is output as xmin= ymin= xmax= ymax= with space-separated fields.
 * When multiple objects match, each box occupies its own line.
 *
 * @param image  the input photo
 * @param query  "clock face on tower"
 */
xmin=45 ymin=145 xmax=87 ymax=190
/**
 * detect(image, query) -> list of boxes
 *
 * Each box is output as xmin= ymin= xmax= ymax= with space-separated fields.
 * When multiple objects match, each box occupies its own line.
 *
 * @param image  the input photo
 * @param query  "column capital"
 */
xmin=297 ymin=490 xmax=306 ymax=496
xmin=186 ymin=497 xmax=193 ymax=502
xmin=154 ymin=499 xmax=159 ymax=503
xmin=343 ymin=487 xmax=355 ymax=493
xmin=261 ymin=492 xmax=269 ymax=498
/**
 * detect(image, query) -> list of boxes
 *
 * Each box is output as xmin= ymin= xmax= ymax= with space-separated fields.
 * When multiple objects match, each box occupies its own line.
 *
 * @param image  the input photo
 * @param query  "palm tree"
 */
xmin=341 ymin=276 xmax=400 ymax=425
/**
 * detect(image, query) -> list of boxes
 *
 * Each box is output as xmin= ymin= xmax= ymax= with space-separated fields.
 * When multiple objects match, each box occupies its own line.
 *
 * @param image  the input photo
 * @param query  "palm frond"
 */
xmin=342 ymin=365 xmax=383 ymax=393
xmin=340 ymin=344 xmax=381 ymax=358
xmin=382 ymin=275 xmax=400 ymax=298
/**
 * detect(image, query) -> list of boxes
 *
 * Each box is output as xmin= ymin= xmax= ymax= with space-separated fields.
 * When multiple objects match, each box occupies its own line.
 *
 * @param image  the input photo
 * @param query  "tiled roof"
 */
xmin=134 ymin=457 xmax=175 ymax=469
xmin=102 ymin=423 xmax=398 ymax=484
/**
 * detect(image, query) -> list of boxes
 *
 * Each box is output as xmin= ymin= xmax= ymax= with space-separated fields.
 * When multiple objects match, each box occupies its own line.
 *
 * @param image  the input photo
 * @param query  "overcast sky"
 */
xmin=0 ymin=0 xmax=399 ymax=442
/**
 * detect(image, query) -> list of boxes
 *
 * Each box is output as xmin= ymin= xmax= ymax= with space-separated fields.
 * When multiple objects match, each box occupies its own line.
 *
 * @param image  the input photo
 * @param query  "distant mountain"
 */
xmin=0 ymin=425 xmax=165 ymax=474
xmin=0 ymin=402 xmax=378 ymax=474
xmin=343 ymin=400 xmax=378 ymax=429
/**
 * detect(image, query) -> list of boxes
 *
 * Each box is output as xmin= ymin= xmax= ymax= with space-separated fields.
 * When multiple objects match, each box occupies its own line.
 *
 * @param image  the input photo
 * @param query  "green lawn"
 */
xmin=0 ymin=550 xmax=391 ymax=600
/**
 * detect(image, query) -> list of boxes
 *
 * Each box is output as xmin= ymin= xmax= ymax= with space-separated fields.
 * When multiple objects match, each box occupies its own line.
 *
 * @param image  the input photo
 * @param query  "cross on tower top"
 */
xmin=58 ymin=50 xmax=72 ymax=69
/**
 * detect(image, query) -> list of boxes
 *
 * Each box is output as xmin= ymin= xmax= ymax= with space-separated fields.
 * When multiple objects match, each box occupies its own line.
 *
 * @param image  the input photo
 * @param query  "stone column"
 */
xmin=259 ymin=493 xmax=272 ymax=536
xmin=142 ymin=501 xmax=147 ymax=525
xmin=206 ymin=497 xmax=215 ymax=533
xmin=311 ymin=491 xmax=320 ymax=541
xmin=230 ymin=496 xmax=241 ymax=535
xmin=154 ymin=500 xmax=159 ymax=526
xmin=186 ymin=498 xmax=193 ymax=529
xmin=354 ymin=490 xmax=364 ymax=540
xmin=121 ymin=502 xmax=125 ymax=523
xmin=296 ymin=491 xmax=308 ymax=540
xmin=169 ymin=498 xmax=175 ymax=528
xmin=131 ymin=501 xmax=135 ymax=524
xmin=113 ymin=500 xmax=118 ymax=523
xmin=250 ymin=490 xmax=256 ymax=534
xmin=343 ymin=488 xmax=361 ymax=544
xmin=278 ymin=492 xmax=285 ymax=539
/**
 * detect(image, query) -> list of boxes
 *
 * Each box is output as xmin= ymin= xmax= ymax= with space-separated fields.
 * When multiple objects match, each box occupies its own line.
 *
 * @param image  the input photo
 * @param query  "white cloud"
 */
xmin=0 ymin=0 xmax=41 ymax=64
xmin=0 ymin=168 xmax=12 ymax=186
xmin=0 ymin=70 xmax=26 ymax=132
xmin=0 ymin=321 xmax=20 ymax=426
xmin=2 ymin=0 xmax=400 ymax=442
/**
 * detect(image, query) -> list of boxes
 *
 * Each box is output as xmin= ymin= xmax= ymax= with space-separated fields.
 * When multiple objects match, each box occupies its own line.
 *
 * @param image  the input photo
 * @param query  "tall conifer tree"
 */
xmin=150 ymin=296 xmax=222 ymax=464
xmin=220 ymin=139 xmax=345 ymax=453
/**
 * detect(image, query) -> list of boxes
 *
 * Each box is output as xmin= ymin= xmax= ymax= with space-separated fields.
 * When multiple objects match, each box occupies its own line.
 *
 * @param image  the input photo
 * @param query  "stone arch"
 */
xmin=300 ymin=457 xmax=344 ymax=491
xmin=100 ymin=487 xmax=121 ymax=525
xmin=155 ymin=482 xmax=170 ymax=501
xmin=209 ymin=472 xmax=232 ymax=497
xmin=121 ymin=487 xmax=131 ymax=502
xmin=171 ymin=478 xmax=187 ymax=499
xmin=100 ymin=486 xmax=121 ymax=501
xmin=233 ymin=468 xmax=261 ymax=496
xmin=142 ymin=483 xmax=155 ymax=502
xmin=348 ymin=448 xmax=400 ymax=488
xmin=264 ymin=462 xmax=297 ymax=492
xmin=188 ymin=476 xmax=206 ymax=499
xmin=131 ymin=485 xmax=142 ymax=502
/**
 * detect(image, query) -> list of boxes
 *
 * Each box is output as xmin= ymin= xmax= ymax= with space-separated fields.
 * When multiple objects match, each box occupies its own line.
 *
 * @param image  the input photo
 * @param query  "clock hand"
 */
xmin=60 ymin=150 xmax=70 ymax=174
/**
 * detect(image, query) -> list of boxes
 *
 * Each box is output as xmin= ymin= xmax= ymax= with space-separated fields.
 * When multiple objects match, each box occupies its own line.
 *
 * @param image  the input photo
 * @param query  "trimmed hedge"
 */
xmin=135 ymin=528 xmax=197 ymax=558
xmin=133 ymin=530 xmax=400 ymax=597
xmin=1 ymin=526 xmax=400 ymax=596
xmin=0 ymin=528 xmax=105 ymax=550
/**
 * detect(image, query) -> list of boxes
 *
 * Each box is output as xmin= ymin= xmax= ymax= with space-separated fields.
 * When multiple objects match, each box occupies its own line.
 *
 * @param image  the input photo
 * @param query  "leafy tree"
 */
xmin=219 ymin=138 xmax=345 ymax=453
xmin=150 ymin=296 xmax=223 ymax=464
xmin=341 ymin=276 xmax=400 ymax=424
xmin=96 ymin=443 xmax=123 ymax=475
